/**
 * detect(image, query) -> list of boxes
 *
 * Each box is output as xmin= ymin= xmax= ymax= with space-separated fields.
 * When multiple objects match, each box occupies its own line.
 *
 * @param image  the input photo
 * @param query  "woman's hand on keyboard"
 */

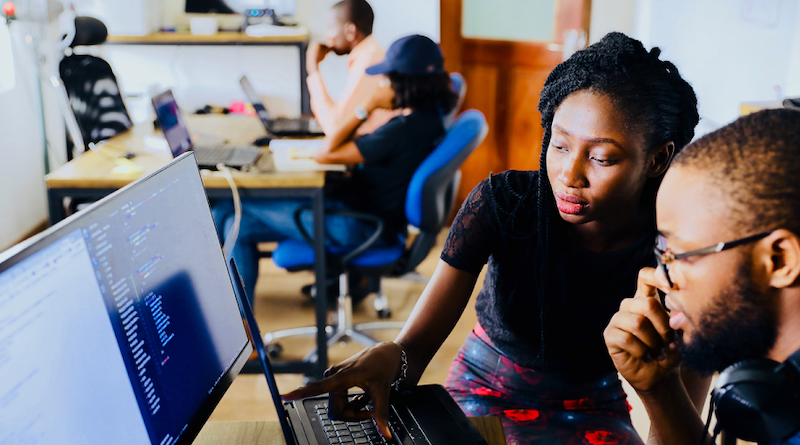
xmin=281 ymin=341 xmax=404 ymax=439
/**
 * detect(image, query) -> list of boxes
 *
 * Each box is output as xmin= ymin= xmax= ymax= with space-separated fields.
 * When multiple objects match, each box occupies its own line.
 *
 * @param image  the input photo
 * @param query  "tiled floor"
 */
xmin=207 ymin=230 xmax=713 ymax=440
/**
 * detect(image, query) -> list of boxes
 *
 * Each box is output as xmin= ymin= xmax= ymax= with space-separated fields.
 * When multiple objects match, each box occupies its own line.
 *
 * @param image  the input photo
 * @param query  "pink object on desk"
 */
xmin=229 ymin=101 xmax=246 ymax=114
xmin=229 ymin=101 xmax=257 ymax=117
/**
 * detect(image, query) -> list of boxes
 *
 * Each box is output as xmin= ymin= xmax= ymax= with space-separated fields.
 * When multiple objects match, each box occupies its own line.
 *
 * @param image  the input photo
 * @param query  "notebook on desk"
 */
xmin=240 ymin=75 xmax=324 ymax=136
xmin=0 ymin=154 xmax=252 ymax=445
xmin=228 ymin=258 xmax=490 ymax=445
xmin=152 ymin=89 xmax=262 ymax=169
xmin=269 ymin=138 xmax=347 ymax=172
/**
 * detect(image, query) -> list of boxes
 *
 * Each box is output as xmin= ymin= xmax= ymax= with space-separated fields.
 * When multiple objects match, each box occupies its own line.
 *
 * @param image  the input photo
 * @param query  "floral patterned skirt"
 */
xmin=444 ymin=324 xmax=643 ymax=445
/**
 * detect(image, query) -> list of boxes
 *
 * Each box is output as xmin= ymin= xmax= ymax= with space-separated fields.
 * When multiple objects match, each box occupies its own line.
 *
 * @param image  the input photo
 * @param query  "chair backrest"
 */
xmin=443 ymin=72 xmax=467 ymax=129
xmin=59 ymin=55 xmax=132 ymax=146
xmin=400 ymin=110 xmax=487 ymax=272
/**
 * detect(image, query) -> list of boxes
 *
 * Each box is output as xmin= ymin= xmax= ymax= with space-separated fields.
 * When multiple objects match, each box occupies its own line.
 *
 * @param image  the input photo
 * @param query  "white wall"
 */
xmin=0 ymin=21 xmax=50 ymax=251
xmin=589 ymin=0 xmax=638 ymax=44
xmin=784 ymin=2 xmax=800 ymax=96
xmin=641 ymin=0 xmax=798 ymax=134
xmin=590 ymin=0 xmax=799 ymax=137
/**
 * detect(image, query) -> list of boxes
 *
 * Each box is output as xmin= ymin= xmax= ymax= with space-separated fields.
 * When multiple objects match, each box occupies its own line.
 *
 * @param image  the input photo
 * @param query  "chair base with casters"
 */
xmin=266 ymin=238 xmax=407 ymax=360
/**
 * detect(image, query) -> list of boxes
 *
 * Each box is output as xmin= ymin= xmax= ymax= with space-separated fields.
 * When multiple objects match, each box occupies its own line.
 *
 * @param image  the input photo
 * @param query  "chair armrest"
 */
xmin=292 ymin=206 xmax=385 ymax=264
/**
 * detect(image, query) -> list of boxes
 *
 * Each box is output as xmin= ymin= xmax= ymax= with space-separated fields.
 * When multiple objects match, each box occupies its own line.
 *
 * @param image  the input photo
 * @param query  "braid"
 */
xmin=530 ymin=32 xmax=699 ymax=369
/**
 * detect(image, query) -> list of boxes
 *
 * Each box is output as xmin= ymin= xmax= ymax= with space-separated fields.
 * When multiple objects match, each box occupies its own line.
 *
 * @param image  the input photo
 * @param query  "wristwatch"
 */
xmin=355 ymin=106 xmax=369 ymax=121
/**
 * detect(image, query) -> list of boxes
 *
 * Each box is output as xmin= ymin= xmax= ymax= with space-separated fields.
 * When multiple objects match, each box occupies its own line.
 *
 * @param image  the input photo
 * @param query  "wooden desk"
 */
xmin=45 ymin=116 xmax=324 ymax=194
xmin=45 ymin=115 xmax=330 ymax=378
xmin=193 ymin=417 xmax=507 ymax=445
xmin=106 ymin=31 xmax=311 ymax=114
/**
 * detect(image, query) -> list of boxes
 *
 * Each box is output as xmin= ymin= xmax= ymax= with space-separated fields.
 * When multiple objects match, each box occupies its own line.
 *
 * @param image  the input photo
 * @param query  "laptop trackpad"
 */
xmin=393 ymin=385 xmax=488 ymax=445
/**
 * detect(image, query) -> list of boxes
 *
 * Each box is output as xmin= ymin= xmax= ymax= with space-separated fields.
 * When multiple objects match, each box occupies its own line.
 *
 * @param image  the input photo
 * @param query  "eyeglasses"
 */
xmin=654 ymin=230 xmax=774 ymax=288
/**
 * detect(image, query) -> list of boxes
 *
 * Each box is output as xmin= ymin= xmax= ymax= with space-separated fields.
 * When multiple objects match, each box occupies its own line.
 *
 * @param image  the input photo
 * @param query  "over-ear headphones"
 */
xmin=711 ymin=348 xmax=800 ymax=443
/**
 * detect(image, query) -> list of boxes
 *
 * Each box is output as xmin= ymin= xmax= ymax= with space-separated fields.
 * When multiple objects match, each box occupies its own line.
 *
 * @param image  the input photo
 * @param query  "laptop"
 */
xmin=228 ymin=261 xmax=490 ymax=445
xmin=152 ymin=89 xmax=262 ymax=169
xmin=240 ymin=75 xmax=325 ymax=136
xmin=0 ymin=154 xmax=252 ymax=445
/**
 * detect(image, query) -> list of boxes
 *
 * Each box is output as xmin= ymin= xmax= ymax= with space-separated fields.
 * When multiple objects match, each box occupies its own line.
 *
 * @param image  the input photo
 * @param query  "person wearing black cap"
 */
xmin=212 ymin=34 xmax=458 ymax=306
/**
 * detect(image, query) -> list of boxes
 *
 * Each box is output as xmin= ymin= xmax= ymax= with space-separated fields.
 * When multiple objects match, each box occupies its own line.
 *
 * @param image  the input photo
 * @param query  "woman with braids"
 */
xmin=283 ymin=32 xmax=708 ymax=444
xmin=213 ymin=35 xmax=458 ymax=306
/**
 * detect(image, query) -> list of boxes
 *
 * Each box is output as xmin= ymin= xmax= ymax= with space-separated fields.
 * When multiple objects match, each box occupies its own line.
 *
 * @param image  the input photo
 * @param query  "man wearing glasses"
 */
xmin=603 ymin=108 xmax=800 ymax=445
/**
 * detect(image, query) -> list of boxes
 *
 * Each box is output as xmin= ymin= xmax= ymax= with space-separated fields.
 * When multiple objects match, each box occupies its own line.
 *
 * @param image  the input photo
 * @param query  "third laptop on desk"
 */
xmin=152 ymin=89 xmax=262 ymax=169
xmin=240 ymin=75 xmax=324 ymax=137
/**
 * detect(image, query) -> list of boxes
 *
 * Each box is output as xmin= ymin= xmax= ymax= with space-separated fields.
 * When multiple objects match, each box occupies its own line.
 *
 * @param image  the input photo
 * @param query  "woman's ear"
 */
xmin=647 ymin=142 xmax=675 ymax=178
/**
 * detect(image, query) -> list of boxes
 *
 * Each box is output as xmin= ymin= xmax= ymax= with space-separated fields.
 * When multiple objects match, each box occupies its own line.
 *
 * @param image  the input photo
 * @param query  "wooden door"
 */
xmin=441 ymin=0 xmax=591 ymax=205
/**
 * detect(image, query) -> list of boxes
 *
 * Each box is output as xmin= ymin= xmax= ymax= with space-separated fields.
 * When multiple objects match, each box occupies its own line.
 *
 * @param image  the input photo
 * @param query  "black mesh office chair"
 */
xmin=59 ymin=16 xmax=132 ymax=160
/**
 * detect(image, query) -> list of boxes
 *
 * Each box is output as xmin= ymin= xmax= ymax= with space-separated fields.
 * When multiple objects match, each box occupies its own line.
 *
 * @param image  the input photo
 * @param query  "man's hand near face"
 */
xmin=604 ymin=267 xmax=712 ymax=445
xmin=307 ymin=42 xmax=331 ymax=75
xmin=605 ymin=268 xmax=679 ymax=391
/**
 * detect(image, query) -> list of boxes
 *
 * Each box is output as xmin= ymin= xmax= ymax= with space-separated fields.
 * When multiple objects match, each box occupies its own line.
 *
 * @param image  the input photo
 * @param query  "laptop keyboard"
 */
xmin=194 ymin=146 xmax=261 ymax=165
xmin=272 ymin=119 xmax=307 ymax=132
xmin=313 ymin=402 xmax=390 ymax=445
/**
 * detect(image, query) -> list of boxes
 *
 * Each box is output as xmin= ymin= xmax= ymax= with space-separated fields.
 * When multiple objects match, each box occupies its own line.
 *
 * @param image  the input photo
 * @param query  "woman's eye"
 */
xmin=591 ymin=157 xmax=614 ymax=166
xmin=552 ymin=144 xmax=567 ymax=152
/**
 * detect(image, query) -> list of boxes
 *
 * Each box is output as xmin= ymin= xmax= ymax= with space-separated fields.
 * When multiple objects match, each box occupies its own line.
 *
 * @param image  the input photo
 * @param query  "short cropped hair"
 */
xmin=673 ymin=108 xmax=800 ymax=234
xmin=333 ymin=0 xmax=374 ymax=36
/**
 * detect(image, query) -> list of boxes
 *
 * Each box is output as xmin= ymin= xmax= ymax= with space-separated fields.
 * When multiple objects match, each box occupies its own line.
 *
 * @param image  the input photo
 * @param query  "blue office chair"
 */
xmin=443 ymin=72 xmax=467 ymax=129
xmin=265 ymin=110 xmax=488 ymax=359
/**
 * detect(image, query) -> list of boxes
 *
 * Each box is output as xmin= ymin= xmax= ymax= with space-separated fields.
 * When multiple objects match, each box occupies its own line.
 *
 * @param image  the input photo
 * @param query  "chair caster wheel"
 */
xmin=266 ymin=343 xmax=283 ymax=359
xmin=377 ymin=308 xmax=392 ymax=319
xmin=302 ymin=376 xmax=318 ymax=385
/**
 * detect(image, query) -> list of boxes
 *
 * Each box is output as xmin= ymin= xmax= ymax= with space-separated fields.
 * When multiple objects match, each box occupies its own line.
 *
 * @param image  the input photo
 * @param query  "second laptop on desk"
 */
xmin=152 ymin=89 xmax=262 ymax=169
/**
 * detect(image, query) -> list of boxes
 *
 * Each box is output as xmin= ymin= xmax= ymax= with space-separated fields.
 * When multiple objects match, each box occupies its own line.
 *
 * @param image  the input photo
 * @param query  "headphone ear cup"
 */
xmin=714 ymin=359 xmax=800 ymax=443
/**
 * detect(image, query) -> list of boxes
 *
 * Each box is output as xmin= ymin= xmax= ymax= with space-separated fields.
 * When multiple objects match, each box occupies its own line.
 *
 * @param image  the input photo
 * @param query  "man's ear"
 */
xmin=343 ymin=22 xmax=358 ymax=42
xmin=647 ymin=141 xmax=675 ymax=178
xmin=759 ymin=229 xmax=800 ymax=289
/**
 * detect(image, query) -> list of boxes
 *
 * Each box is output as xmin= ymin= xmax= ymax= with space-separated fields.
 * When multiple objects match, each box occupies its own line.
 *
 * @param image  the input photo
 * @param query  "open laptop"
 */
xmin=228 ymin=261 xmax=489 ymax=445
xmin=152 ymin=89 xmax=262 ymax=169
xmin=0 ymin=154 xmax=252 ymax=445
xmin=240 ymin=75 xmax=324 ymax=136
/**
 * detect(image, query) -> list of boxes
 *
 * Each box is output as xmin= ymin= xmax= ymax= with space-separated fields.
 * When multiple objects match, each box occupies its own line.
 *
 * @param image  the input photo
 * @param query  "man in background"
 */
xmin=306 ymin=0 xmax=395 ymax=135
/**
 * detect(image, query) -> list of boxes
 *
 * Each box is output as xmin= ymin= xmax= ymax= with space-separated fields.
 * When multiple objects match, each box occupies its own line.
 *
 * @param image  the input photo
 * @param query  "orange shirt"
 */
xmin=306 ymin=35 xmax=395 ymax=135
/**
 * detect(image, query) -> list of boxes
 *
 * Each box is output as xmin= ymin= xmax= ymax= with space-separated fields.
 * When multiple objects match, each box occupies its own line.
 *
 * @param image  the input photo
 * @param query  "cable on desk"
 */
xmin=218 ymin=163 xmax=242 ymax=261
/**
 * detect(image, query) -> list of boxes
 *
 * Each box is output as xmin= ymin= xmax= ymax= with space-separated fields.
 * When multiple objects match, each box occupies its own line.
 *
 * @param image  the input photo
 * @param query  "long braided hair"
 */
xmin=532 ymin=32 xmax=699 ymax=368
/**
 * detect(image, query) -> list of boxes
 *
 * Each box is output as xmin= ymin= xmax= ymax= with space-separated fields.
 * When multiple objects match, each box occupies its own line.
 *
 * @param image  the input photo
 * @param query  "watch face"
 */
xmin=356 ymin=107 xmax=369 ymax=120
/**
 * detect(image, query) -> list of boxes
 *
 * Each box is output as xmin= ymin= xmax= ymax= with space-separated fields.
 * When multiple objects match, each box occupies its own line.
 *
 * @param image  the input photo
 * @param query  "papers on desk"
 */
xmin=269 ymin=139 xmax=347 ymax=172
xmin=245 ymin=24 xmax=310 ymax=38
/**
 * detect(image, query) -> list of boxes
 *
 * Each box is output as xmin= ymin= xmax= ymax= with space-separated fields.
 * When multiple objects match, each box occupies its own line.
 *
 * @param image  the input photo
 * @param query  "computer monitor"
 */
xmin=185 ymin=0 xmax=235 ymax=14
xmin=189 ymin=0 xmax=297 ymax=16
xmin=0 ymin=153 xmax=252 ymax=445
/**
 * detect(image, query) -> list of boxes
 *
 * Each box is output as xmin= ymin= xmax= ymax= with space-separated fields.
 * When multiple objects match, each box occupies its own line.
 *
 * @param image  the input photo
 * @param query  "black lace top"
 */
xmin=442 ymin=171 xmax=656 ymax=382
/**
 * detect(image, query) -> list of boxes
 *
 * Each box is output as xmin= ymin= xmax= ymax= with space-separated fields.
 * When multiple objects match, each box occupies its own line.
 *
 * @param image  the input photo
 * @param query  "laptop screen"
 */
xmin=152 ymin=90 xmax=194 ymax=158
xmin=0 ymin=154 xmax=251 ymax=445
xmin=239 ymin=76 xmax=272 ymax=127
